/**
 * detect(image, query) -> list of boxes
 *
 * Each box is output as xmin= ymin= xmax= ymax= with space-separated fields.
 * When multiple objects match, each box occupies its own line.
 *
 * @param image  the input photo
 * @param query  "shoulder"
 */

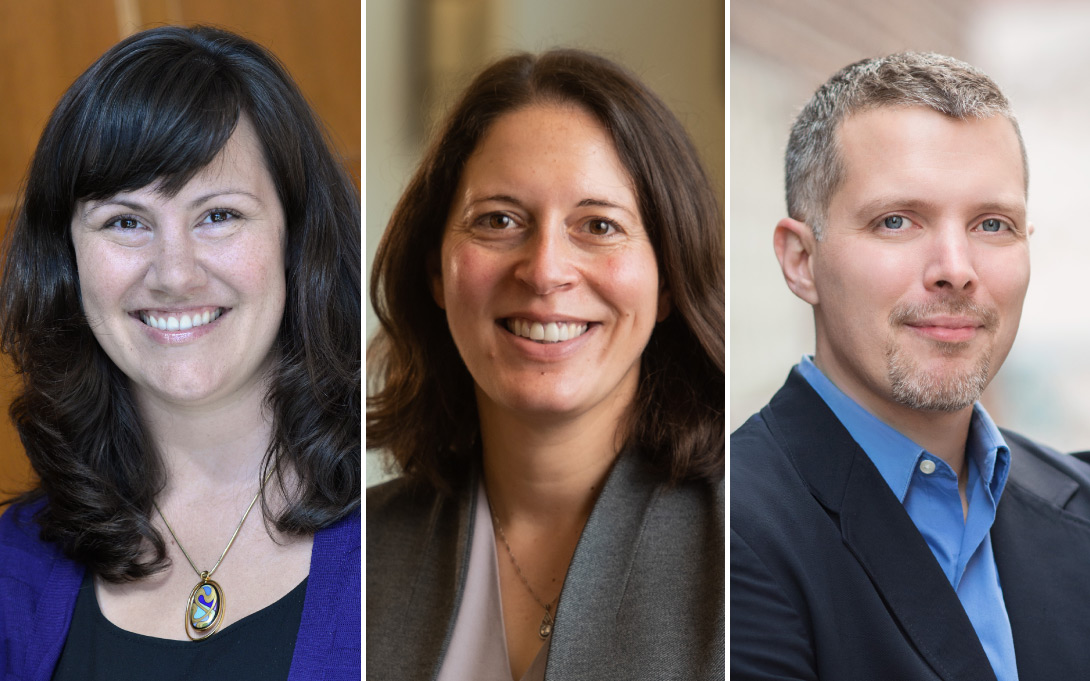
xmin=0 ymin=499 xmax=84 ymax=676
xmin=1002 ymin=428 xmax=1090 ymax=518
xmin=366 ymin=475 xmax=467 ymax=578
xmin=0 ymin=498 xmax=68 ymax=581
xmin=313 ymin=506 xmax=361 ymax=560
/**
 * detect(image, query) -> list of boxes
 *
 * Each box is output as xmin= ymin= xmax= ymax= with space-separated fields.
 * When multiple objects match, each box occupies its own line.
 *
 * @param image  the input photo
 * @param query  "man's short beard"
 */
xmin=886 ymin=340 xmax=991 ymax=412
xmin=885 ymin=298 xmax=997 ymax=412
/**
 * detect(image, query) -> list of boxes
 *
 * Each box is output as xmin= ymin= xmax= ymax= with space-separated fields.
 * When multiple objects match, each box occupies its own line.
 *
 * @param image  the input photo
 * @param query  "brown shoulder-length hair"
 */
xmin=368 ymin=49 xmax=723 ymax=492
xmin=0 ymin=25 xmax=360 ymax=582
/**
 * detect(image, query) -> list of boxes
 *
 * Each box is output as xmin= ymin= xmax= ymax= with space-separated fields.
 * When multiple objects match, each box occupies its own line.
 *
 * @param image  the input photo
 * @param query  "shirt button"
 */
xmin=919 ymin=459 xmax=936 ymax=475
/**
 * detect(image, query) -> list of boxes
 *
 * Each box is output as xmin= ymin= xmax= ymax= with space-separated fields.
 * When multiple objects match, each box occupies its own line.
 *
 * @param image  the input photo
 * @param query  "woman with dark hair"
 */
xmin=367 ymin=49 xmax=723 ymax=680
xmin=0 ymin=26 xmax=360 ymax=680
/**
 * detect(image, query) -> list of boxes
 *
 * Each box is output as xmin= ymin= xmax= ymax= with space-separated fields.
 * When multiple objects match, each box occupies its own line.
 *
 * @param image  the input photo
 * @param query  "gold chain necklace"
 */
xmin=153 ymin=467 xmax=273 ymax=641
xmin=491 ymin=512 xmax=559 ymax=640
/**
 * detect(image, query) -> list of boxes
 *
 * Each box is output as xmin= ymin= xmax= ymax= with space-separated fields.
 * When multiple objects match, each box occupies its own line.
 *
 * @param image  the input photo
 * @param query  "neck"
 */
xmin=137 ymin=376 xmax=275 ymax=497
xmin=477 ymin=391 xmax=626 ymax=527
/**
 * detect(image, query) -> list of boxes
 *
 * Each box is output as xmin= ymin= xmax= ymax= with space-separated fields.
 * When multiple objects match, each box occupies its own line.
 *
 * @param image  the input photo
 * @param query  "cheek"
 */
xmin=598 ymin=249 xmax=661 ymax=325
xmin=73 ymin=242 xmax=139 ymax=317
xmin=441 ymin=245 xmax=503 ymax=314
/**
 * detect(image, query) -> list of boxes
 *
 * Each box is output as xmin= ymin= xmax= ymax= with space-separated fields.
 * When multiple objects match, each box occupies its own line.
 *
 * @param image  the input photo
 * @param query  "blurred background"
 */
xmin=366 ymin=0 xmax=725 ymax=485
xmin=731 ymin=0 xmax=1090 ymax=454
xmin=0 ymin=0 xmax=359 ymax=500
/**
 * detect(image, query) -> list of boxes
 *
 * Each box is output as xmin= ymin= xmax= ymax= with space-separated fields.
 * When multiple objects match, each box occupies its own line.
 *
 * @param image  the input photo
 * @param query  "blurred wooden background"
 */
xmin=0 ymin=0 xmax=360 ymax=501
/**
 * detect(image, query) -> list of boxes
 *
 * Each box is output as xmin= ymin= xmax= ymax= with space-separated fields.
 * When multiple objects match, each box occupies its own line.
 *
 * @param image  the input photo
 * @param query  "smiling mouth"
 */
xmin=138 ymin=308 xmax=225 ymax=331
xmin=504 ymin=318 xmax=590 ymax=344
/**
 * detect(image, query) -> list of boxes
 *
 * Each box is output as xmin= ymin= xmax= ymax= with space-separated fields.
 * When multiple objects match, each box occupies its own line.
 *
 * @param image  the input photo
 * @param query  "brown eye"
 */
xmin=587 ymin=219 xmax=615 ymax=236
xmin=107 ymin=216 xmax=142 ymax=230
xmin=487 ymin=214 xmax=514 ymax=229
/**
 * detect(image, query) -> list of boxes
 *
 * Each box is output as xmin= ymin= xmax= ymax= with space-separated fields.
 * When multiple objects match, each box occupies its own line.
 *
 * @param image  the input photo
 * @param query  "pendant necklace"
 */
xmin=153 ymin=467 xmax=274 ymax=641
xmin=491 ymin=512 xmax=559 ymax=640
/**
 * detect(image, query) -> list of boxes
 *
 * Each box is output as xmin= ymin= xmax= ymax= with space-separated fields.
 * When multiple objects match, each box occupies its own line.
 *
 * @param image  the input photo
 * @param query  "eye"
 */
xmin=105 ymin=215 xmax=144 ymax=231
xmin=202 ymin=209 xmax=239 ymax=224
xmin=882 ymin=215 xmax=911 ymax=230
xmin=979 ymin=218 xmax=1009 ymax=233
xmin=586 ymin=218 xmax=618 ymax=236
xmin=484 ymin=213 xmax=515 ymax=230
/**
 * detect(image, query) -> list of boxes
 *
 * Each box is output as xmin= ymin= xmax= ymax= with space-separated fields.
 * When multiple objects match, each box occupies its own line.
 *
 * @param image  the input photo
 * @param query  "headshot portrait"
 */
xmin=731 ymin=0 xmax=1090 ymax=678
xmin=366 ymin=1 xmax=724 ymax=679
xmin=0 ymin=6 xmax=360 ymax=680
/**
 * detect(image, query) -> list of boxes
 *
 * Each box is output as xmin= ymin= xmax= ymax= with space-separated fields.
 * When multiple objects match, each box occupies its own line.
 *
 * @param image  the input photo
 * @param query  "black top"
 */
xmin=52 ymin=573 xmax=307 ymax=680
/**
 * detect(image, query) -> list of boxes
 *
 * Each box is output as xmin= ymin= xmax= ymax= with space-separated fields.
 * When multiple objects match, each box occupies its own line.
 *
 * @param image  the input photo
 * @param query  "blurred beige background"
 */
xmin=731 ymin=0 xmax=1090 ymax=454
xmin=367 ymin=0 xmax=725 ymax=485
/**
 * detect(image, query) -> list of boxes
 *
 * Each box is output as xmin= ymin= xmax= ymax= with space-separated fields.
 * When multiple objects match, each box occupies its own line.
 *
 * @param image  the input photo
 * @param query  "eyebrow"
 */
xmin=461 ymin=194 xmax=638 ymax=220
xmin=854 ymin=196 xmax=1026 ymax=222
xmin=80 ymin=190 xmax=262 ymax=220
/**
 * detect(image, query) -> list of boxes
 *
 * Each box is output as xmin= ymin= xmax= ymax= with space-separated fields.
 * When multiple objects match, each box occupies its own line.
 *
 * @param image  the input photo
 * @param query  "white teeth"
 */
xmin=140 ymin=308 xmax=223 ymax=331
xmin=505 ymin=318 xmax=589 ymax=344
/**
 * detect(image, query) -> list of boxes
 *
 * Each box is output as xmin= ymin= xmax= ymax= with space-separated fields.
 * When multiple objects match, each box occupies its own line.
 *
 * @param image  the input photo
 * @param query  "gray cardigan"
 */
xmin=366 ymin=452 xmax=724 ymax=680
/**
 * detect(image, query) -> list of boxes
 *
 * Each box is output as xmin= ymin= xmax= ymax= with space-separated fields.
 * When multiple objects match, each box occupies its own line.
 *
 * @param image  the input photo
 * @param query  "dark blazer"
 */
xmin=367 ymin=451 xmax=724 ymax=681
xmin=731 ymin=369 xmax=1090 ymax=681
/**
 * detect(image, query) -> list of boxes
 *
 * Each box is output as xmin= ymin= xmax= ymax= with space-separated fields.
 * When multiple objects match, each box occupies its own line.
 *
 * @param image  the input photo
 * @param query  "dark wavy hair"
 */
xmin=368 ymin=49 xmax=724 ymax=493
xmin=0 ymin=26 xmax=360 ymax=581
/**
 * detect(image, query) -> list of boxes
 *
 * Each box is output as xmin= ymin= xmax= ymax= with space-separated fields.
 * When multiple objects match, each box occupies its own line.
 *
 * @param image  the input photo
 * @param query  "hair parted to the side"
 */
xmin=786 ymin=51 xmax=1028 ymax=239
xmin=0 ymin=25 xmax=360 ymax=582
xmin=368 ymin=49 xmax=724 ymax=494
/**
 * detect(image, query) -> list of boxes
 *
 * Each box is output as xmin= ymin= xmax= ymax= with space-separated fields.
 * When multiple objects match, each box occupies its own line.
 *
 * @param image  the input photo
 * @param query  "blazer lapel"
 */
xmin=992 ymin=442 xmax=1090 ymax=678
xmin=765 ymin=370 xmax=996 ymax=681
xmin=544 ymin=453 xmax=660 ymax=677
xmin=382 ymin=481 xmax=475 ymax=681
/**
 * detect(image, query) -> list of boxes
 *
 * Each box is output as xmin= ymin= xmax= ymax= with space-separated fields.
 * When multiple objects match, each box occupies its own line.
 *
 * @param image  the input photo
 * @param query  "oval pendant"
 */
xmin=185 ymin=579 xmax=225 ymax=640
xmin=539 ymin=610 xmax=554 ymax=639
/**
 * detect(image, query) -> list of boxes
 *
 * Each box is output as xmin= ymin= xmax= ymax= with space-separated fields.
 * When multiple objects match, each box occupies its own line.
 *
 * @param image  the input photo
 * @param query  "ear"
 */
xmin=1027 ymin=221 xmax=1036 ymax=237
xmin=427 ymin=251 xmax=445 ymax=309
xmin=773 ymin=217 xmax=820 ymax=305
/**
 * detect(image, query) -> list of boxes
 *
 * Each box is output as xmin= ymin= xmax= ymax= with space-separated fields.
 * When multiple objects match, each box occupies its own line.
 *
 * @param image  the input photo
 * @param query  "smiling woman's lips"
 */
xmin=138 ymin=307 xmax=226 ymax=331
xmin=504 ymin=318 xmax=590 ymax=343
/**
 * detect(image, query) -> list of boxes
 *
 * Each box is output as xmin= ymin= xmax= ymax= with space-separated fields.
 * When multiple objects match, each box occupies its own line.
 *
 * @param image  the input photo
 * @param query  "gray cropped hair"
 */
xmin=785 ymin=51 xmax=1027 ymax=240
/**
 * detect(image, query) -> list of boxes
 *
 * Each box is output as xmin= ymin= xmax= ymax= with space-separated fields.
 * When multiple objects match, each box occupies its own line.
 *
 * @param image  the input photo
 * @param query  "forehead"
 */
xmin=830 ymin=106 xmax=1026 ymax=216
xmin=457 ymin=103 xmax=634 ymax=195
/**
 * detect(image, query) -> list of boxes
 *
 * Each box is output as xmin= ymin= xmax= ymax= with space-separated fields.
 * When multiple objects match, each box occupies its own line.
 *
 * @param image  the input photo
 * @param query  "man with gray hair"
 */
xmin=731 ymin=52 xmax=1090 ymax=680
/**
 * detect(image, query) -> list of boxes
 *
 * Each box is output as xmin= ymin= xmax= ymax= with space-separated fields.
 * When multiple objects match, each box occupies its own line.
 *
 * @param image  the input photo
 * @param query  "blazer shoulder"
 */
xmin=1002 ymin=428 xmax=1090 ymax=520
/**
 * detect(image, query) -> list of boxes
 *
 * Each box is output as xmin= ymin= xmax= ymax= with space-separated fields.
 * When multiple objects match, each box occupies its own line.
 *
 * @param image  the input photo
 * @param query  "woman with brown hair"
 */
xmin=367 ymin=49 xmax=723 ymax=680
xmin=0 ymin=26 xmax=359 ymax=680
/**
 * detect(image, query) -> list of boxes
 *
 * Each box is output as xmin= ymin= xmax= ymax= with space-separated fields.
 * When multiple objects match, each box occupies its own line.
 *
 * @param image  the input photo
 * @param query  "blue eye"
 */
xmin=980 ymin=218 xmax=1005 ymax=232
xmin=883 ymin=216 xmax=906 ymax=230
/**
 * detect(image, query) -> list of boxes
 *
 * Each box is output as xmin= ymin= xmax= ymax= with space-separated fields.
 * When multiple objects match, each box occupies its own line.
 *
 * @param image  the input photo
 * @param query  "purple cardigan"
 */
xmin=0 ymin=500 xmax=360 ymax=680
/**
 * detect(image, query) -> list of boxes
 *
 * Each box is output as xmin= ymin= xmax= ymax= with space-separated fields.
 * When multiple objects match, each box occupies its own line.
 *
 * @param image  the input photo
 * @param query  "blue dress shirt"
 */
xmin=798 ymin=356 xmax=1018 ymax=681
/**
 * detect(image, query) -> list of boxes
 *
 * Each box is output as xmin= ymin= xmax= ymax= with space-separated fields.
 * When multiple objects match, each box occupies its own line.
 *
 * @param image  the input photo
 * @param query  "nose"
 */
xmin=513 ymin=226 xmax=578 ymax=295
xmin=924 ymin=225 xmax=977 ymax=293
xmin=144 ymin=226 xmax=206 ymax=295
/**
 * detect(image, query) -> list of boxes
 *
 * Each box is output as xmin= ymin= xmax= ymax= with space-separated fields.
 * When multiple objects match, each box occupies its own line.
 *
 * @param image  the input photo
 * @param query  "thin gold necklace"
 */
xmin=153 ymin=467 xmax=274 ymax=641
xmin=491 ymin=512 xmax=559 ymax=639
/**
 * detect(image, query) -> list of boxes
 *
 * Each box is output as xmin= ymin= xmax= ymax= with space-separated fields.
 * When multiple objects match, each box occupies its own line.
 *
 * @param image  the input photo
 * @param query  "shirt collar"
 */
xmin=797 ymin=355 xmax=1010 ymax=502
